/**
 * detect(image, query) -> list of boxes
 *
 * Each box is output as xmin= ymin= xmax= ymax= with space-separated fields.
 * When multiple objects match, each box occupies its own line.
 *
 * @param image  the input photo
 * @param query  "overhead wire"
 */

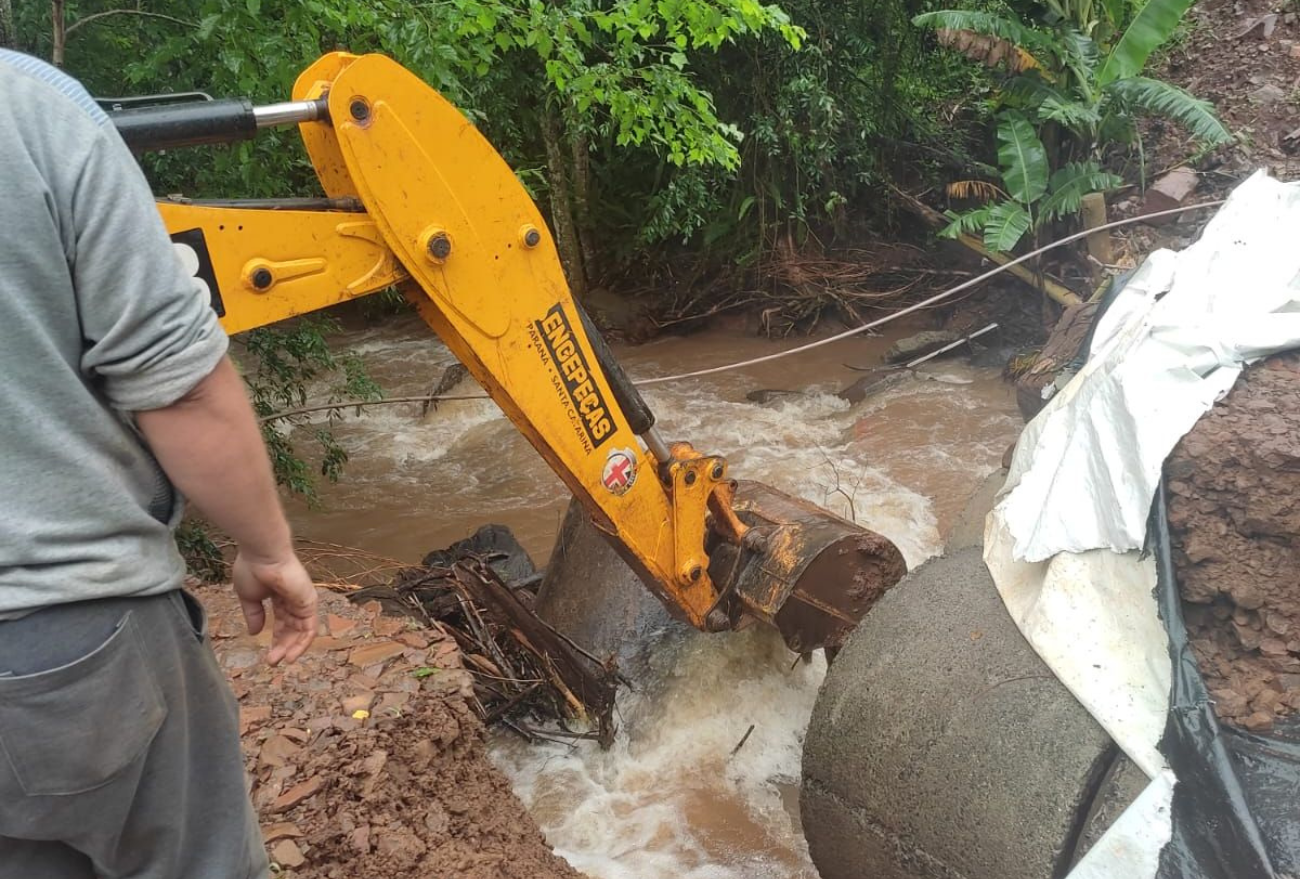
xmin=635 ymin=199 xmax=1224 ymax=386
xmin=260 ymin=198 xmax=1226 ymax=423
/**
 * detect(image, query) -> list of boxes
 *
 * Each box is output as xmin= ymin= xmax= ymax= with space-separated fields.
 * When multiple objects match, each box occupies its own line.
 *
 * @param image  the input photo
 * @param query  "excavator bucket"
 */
xmin=707 ymin=481 xmax=908 ymax=654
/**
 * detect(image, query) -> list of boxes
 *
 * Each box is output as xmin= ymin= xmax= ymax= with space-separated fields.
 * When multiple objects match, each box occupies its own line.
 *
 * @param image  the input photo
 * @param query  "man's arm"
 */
xmin=61 ymin=118 xmax=316 ymax=665
xmin=136 ymin=357 xmax=317 ymax=665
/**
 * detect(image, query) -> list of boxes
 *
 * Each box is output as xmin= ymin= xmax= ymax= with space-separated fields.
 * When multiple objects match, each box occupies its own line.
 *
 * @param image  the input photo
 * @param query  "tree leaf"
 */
xmin=935 ymin=28 xmax=1042 ymax=71
xmin=1097 ymin=0 xmax=1195 ymax=84
xmin=1099 ymin=0 xmax=1128 ymax=33
xmin=982 ymin=201 xmax=1032 ymax=251
xmin=1057 ymin=26 xmax=1100 ymax=96
xmin=947 ymin=179 xmax=1005 ymax=201
xmin=1001 ymin=74 xmax=1065 ymax=110
xmin=1036 ymin=94 xmax=1100 ymax=136
xmin=913 ymin=10 xmax=1054 ymax=55
xmin=939 ymin=206 xmax=992 ymax=239
xmin=996 ymin=112 xmax=1049 ymax=205
xmin=1038 ymin=161 xmax=1123 ymax=222
xmin=1105 ymin=76 xmax=1232 ymax=145
xmin=196 ymin=13 xmax=221 ymax=40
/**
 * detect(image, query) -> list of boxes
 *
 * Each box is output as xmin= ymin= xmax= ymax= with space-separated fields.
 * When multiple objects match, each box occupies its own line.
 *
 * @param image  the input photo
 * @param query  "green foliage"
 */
xmin=1038 ymin=160 xmax=1123 ymax=220
xmin=920 ymin=0 xmax=1227 ymax=252
xmin=175 ymin=519 xmax=228 ymax=583
xmin=13 ymin=0 xmax=987 ymax=273
xmin=996 ymin=112 xmax=1048 ymax=204
xmin=943 ymin=114 xmax=1121 ymax=250
xmin=1104 ymin=76 xmax=1227 ymax=144
xmin=239 ymin=318 xmax=382 ymax=502
xmin=913 ymin=11 xmax=1054 ymax=57
xmin=916 ymin=0 xmax=1230 ymax=153
xmin=1097 ymin=0 xmax=1195 ymax=84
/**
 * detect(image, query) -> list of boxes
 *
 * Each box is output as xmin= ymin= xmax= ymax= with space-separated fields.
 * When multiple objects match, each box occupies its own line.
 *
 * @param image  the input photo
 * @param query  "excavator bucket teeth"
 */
xmin=708 ymin=481 xmax=907 ymax=654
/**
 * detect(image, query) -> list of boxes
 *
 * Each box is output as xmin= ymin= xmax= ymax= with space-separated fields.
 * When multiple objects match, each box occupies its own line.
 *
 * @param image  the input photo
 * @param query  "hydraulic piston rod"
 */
xmin=108 ymin=97 xmax=329 ymax=152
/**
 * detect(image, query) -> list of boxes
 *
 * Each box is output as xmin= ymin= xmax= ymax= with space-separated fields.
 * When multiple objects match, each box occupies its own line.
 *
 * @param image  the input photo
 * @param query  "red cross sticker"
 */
xmin=602 ymin=449 xmax=638 ymax=496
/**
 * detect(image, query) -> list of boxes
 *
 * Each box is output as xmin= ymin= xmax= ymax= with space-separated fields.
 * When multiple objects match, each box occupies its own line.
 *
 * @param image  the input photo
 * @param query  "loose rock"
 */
xmin=271 ymin=840 xmax=307 ymax=869
xmin=1140 ymin=167 xmax=1199 ymax=225
xmin=200 ymin=585 xmax=585 ymax=879
xmin=884 ymin=330 xmax=960 ymax=364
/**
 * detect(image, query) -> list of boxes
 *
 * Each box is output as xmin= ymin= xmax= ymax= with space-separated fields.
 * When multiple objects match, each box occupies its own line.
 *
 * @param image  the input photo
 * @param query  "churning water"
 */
xmin=287 ymin=311 xmax=1021 ymax=877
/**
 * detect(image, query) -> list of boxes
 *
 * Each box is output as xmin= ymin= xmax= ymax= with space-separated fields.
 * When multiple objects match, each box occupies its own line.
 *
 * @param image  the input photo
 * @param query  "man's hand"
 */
xmin=137 ymin=358 xmax=319 ymax=665
xmin=231 ymin=552 xmax=318 ymax=666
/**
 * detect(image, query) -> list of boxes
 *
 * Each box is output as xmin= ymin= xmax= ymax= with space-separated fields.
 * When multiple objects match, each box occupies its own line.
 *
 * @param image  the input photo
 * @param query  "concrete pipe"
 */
xmin=801 ymin=546 xmax=1142 ymax=879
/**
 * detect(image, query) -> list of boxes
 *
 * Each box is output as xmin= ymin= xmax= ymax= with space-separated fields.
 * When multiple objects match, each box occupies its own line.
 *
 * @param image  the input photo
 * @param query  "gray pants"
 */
xmin=0 ymin=590 xmax=270 ymax=879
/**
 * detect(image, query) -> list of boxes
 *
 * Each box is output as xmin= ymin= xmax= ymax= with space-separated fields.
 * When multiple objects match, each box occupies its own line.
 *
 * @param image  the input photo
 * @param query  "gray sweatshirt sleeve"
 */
xmin=72 ymin=129 xmax=229 ymax=411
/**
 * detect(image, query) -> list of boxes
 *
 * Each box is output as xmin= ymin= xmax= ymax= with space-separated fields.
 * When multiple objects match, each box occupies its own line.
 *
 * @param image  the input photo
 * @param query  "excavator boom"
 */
xmin=110 ymin=52 xmax=905 ymax=652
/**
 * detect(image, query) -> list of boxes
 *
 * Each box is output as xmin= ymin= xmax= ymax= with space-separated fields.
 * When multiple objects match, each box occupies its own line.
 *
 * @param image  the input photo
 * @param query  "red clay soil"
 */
xmin=199 ymin=585 xmax=584 ymax=879
xmin=1166 ymin=353 xmax=1300 ymax=733
xmin=1152 ymin=0 xmax=1300 ymax=183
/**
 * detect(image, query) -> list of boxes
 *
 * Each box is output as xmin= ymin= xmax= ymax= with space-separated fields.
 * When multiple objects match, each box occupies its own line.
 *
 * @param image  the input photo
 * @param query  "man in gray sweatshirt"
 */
xmin=0 ymin=51 xmax=318 ymax=879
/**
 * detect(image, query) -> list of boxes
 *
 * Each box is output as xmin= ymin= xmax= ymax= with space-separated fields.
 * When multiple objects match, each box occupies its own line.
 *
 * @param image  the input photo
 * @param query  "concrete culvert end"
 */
xmin=801 ymin=547 xmax=1125 ymax=879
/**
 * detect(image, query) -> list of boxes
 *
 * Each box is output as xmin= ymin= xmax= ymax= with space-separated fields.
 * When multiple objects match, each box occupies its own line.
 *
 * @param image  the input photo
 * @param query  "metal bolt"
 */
xmin=684 ymin=470 xmax=697 ymax=486
xmin=251 ymin=268 xmax=273 ymax=290
xmin=427 ymin=233 xmax=452 ymax=261
xmin=688 ymin=565 xmax=703 ymax=583
xmin=710 ymin=463 xmax=725 ymax=480
xmin=522 ymin=227 xmax=541 ymax=248
xmin=349 ymin=99 xmax=369 ymax=121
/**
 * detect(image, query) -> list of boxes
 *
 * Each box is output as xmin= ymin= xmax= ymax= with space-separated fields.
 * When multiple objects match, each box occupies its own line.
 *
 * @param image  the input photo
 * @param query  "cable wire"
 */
xmin=260 ymin=198 xmax=1225 ymax=422
xmin=635 ymin=199 xmax=1224 ymax=386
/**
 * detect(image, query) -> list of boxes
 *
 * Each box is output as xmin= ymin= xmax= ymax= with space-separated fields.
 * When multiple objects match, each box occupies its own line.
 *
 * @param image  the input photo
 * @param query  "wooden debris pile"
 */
xmin=350 ymin=555 xmax=621 ymax=748
xmin=754 ymin=240 xmax=953 ymax=337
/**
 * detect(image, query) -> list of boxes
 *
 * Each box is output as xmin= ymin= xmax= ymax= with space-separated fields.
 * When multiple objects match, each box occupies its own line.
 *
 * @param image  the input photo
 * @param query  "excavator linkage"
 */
xmin=109 ymin=52 xmax=906 ymax=653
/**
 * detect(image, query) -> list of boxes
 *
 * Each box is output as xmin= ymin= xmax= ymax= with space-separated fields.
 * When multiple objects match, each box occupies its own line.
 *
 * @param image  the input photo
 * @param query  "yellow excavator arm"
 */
xmin=111 ymin=52 xmax=905 ymax=652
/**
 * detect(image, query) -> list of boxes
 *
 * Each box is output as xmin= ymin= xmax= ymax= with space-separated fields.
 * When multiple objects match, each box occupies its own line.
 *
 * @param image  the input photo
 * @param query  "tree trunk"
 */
xmin=541 ymin=102 xmax=588 ymax=299
xmin=569 ymin=129 xmax=598 ymax=282
xmin=0 ymin=0 xmax=16 ymax=49
xmin=51 ymin=0 xmax=66 ymax=66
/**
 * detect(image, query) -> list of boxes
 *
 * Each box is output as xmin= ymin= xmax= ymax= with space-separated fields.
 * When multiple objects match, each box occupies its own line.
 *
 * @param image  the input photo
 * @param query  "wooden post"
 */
xmin=1080 ymin=193 xmax=1112 ymax=275
xmin=51 ymin=0 xmax=67 ymax=66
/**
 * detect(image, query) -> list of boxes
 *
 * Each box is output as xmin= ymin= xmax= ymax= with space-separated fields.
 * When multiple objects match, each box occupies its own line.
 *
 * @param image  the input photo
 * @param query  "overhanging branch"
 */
xmin=65 ymin=9 xmax=196 ymax=37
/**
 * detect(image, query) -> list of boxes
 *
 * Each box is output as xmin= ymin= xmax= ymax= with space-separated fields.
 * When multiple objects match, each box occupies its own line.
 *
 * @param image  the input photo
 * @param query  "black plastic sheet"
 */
xmin=1151 ymin=483 xmax=1300 ymax=878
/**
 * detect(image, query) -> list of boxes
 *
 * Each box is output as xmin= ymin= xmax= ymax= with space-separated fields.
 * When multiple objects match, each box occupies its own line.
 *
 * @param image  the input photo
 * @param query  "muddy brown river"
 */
xmin=285 ymin=310 xmax=1022 ymax=878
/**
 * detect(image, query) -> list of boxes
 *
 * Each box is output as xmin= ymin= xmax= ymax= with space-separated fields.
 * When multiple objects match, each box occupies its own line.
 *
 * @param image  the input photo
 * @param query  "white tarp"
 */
xmin=983 ymin=171 xmax=1300 ymax=877
xmin=998 ymin=170 xmax=1300 ymax=563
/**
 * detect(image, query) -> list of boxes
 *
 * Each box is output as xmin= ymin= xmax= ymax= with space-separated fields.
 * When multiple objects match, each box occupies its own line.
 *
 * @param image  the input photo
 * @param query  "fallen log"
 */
xmin=889 ymin=184 xmax=1084 ymax=307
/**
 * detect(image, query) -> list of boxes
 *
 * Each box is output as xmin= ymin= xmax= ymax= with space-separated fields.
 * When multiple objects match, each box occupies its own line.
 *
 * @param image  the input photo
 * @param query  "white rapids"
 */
xmin=285 ymin=312 xmax=1022 ymax=877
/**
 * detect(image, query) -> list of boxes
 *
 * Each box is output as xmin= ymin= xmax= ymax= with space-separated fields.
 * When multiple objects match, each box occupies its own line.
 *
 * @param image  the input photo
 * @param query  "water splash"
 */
xmin=494 ymin=629 xmax=826 ymax=879
xmin=284 ymin=318 xmax=1023 ymax=875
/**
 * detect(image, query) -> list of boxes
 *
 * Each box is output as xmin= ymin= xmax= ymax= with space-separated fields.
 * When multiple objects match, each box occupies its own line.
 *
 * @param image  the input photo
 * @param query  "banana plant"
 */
xmin=942 ymin=112 xmax=1121 ymax=251
xmin=916 ymin=0 xmax=1231 ymax=151
xmin=915 ymin=0 xmax=1230 ymax=251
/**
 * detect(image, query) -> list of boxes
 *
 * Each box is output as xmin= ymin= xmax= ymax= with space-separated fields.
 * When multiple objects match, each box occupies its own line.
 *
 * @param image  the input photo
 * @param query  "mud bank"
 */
xmin=1167 ymin=353 xmax=1300 ymax=732
xmin=201 ymin=585 xmax=584 ymax=879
